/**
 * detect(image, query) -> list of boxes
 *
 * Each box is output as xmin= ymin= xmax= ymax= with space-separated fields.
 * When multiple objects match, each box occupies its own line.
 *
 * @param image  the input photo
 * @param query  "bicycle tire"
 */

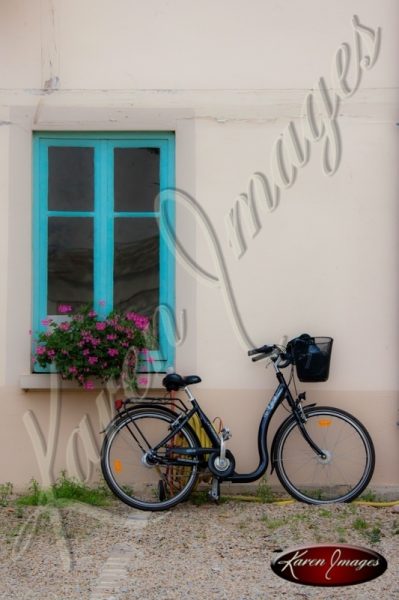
xmin=273 ymin=406 xmax=375 ymax=504
xmin=101 ymin=407 xmax=200 ymax=511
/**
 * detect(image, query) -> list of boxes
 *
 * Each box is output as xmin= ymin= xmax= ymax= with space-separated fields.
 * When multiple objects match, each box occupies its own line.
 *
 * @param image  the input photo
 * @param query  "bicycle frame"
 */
xmin=141 ymin=369 xmax=326 ymax=483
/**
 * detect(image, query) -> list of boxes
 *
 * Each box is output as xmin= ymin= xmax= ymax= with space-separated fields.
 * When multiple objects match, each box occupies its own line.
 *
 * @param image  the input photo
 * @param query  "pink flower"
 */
xmin=82 ymin=349 xmax=90 ymax=356
xmin=106 ymin=334 xmax=117 ymax=341
xmin=47 ymin=350 xmax=56 ymax=359
xmin=58 ymin=304 xmax=73 ymax=314
xmin=88 ymin=356 xmax=98 ymax=365
xmin=88 ymin=310 xmax=97 ymax=318
xmin=107 ymin=348 xmax=119 ymax=357
xmin=138 ymin=376 xmax=148 ymax=386
xmin=35 ymin=346 xmax=46 ymax=355
xmin=41 ymin=318 xmax=52 ymax=326
xmin=83 ymin=380 xmax=95 ymax=390
xmin=59 ymin=322 xmax=70 ymax=331
xmin=96 ymin=322 xmax=107 ymax=331
xmin=126 ymin=312 xmax=150 ymax=331
xmin=69 ymin=366 xmax=77 ymax=374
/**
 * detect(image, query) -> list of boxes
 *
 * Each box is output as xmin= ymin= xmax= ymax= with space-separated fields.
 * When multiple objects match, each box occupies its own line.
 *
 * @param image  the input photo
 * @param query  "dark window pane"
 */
xmin=114 ymin=218 xmax=159 ymax=322
xmin=114 ymin=148 xmax=160 ymax=212
xmin=48 ymin=147 xmax=94 ymax=211
xmin=48 ymin=218 xmax=93 ymax=313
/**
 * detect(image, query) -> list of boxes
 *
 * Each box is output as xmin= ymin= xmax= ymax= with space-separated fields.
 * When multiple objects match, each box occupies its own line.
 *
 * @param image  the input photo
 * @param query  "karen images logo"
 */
xmin=271 ymin=544 xmax=387 ymax=587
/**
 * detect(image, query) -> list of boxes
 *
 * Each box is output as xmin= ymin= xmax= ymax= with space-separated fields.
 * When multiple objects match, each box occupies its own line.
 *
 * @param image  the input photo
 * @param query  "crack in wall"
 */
xmin=40 ymin=0 xmax=60 ymax=92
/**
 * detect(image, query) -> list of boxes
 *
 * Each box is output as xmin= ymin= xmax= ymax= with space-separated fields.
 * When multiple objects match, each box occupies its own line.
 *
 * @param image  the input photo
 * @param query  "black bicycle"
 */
xmin=100 ymin=335 xmax=375 ymax=511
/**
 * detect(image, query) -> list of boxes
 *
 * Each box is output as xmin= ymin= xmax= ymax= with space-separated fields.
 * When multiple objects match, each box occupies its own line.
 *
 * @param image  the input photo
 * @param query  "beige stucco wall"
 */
xmin=0 ymin=0 xmax=398 ymax=491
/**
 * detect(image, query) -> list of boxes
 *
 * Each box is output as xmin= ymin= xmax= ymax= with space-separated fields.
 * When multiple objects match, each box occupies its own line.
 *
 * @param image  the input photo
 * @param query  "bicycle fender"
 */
xmin=269 ymin=404 xmax=317 ymax=474
xmin=100 ymin=403 xmax=182 ymax=436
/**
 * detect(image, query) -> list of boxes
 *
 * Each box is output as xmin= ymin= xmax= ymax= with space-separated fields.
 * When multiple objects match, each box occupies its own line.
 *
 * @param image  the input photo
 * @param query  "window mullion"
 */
xmin=94 ymin=141 xmax=111 ymax=319
xmin=158 ymin=138 xmax=175 ymax=369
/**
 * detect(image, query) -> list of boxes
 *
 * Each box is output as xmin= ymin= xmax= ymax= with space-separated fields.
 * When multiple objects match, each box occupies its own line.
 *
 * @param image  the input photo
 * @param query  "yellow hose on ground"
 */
xmin=218 ymin=495 xmax=399 ymax=507
xmin=352 ymin=500 xmax=399 ymax=507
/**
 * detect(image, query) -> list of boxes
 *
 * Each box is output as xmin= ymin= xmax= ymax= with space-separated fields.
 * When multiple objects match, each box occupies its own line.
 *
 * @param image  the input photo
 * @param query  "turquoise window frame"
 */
xmin=33 ymin=132 xmax=176 ymax=373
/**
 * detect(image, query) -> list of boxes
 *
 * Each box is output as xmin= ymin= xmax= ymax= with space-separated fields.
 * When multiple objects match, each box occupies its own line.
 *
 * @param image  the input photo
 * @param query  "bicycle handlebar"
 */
xmin=252 ymin=352 xmax=270 ymax=362
xmin=247 ymin=345 xmax=274 ymax=357
xmin=248 ymin=343 xmax=292 ymax=367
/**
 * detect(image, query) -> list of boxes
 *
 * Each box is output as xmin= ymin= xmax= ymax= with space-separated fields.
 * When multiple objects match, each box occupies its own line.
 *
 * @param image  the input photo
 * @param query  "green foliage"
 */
xmin=336 ymin=525 xmax=347 ymax=543
xmin=52 ymin=471 xmax=112 ymax=506
xmin=352 ymin=517 xmax=368 ymax=531
xmin=33 ymin=304 xmax=155 ymax=390
xmin=0 ymin=482 xmax=13 ymax=507
xmin=261 ymin=515 xmax=288 ymax=530
xmin=256 ymin=477 xmax=275 ymax=503
xmin=190 ymin=491 xmax=210 ymax=506
xmin=17 ymin=472 xmax=112 ymax=507
xmin=16 ymin=478 xmax=45 ymax=506
xmin=359 ymin=489 xmax=377 ymax=502
xmin=120 ymin=484 xmax=134 ymax=497
xmin=367 ymin=526 xmax=382 ymax=544
xmin=350 ymin=515 xmax=382 ymax=544
xmin=302 ymin=488 xmax=325 ymax=501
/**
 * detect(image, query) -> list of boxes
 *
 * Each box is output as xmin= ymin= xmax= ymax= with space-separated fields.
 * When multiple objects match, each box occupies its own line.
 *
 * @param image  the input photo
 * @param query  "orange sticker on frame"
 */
xmin=114 ymin=459 xmax=123 ymax=473
xmin=318 ymin=419 xmax=332 ymax=427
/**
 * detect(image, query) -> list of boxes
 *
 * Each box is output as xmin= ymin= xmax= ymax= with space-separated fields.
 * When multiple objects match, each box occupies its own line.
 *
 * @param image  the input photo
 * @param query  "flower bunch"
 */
xmin=33 ymin=304 xmax=154 ymax=390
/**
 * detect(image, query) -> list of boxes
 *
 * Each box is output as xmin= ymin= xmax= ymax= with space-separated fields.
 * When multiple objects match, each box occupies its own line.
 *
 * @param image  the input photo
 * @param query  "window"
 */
xmin=33 ymin=132 xmax=175 ymax=372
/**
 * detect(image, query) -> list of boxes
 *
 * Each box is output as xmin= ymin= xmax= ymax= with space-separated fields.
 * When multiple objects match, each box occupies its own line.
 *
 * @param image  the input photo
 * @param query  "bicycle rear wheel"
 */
xmin=101 ymin=407 xmax=200 ymax=511
xmin=273 ymin=406 xmax=375 ymax=504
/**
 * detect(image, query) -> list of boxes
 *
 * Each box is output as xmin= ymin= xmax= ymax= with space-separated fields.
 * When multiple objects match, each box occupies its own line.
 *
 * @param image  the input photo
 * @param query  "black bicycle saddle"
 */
xmin=162 ymin=373 xmax=202 ymax=392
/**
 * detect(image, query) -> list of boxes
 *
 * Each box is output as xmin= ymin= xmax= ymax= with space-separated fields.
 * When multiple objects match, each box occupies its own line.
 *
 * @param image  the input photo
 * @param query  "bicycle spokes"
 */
xmin=101 ymin=409 xmax=199 ymax=510
xmin=274 ymin=407 xmax=374 ymax=503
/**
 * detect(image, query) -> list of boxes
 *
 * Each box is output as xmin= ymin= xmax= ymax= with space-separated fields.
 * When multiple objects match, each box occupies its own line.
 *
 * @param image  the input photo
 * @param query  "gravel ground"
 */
xmin=0 ymin=498 xmax=398 ymax=600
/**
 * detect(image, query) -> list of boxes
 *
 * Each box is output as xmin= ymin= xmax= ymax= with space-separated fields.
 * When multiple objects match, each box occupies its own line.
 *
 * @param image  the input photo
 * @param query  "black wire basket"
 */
xmin=291 ymin=335 xmax=333 ymax=382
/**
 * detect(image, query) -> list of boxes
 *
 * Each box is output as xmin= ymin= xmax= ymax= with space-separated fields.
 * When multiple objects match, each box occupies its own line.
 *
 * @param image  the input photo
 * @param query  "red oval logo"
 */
xmin=271 ymin=544 xmax=387 ymax=586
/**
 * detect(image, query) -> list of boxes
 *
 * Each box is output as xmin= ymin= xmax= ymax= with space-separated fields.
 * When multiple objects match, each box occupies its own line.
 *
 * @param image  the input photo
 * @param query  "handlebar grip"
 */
xmin=248 ymin=348 xmax=261 ymax=356
xmin=248 ymin=345 xmax=273 ymax=357
xmin=252 ymin=353 xmax=269 ymax=362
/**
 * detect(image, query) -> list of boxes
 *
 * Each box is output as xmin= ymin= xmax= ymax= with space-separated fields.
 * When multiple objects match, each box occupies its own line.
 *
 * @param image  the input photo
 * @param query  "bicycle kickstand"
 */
xmin=209 ymin=477 xmax=221 ymax=503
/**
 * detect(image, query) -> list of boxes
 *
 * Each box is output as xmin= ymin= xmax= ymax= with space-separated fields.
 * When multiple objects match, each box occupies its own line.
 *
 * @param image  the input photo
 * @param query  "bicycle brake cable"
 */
xmin=282 ymin=365 xmax=296 ymax=413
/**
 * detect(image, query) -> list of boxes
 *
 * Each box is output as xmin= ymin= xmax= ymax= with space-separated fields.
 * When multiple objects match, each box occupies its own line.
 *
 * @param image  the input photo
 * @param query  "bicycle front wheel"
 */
xmin=273 ymin=406 xmax=375 ymax=504
xmin=101 ymin=407 xmax=200 ymax=511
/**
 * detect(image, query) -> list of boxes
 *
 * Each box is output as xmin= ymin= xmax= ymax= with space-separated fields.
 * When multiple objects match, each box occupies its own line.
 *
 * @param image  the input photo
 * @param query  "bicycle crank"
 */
xmin=208 ymin=449 xmax=235 ymax=477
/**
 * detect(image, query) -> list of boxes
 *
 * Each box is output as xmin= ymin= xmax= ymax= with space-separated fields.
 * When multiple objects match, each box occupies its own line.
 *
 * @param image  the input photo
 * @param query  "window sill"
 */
xmin=19 ymin=373 xmax=166 ymax=391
